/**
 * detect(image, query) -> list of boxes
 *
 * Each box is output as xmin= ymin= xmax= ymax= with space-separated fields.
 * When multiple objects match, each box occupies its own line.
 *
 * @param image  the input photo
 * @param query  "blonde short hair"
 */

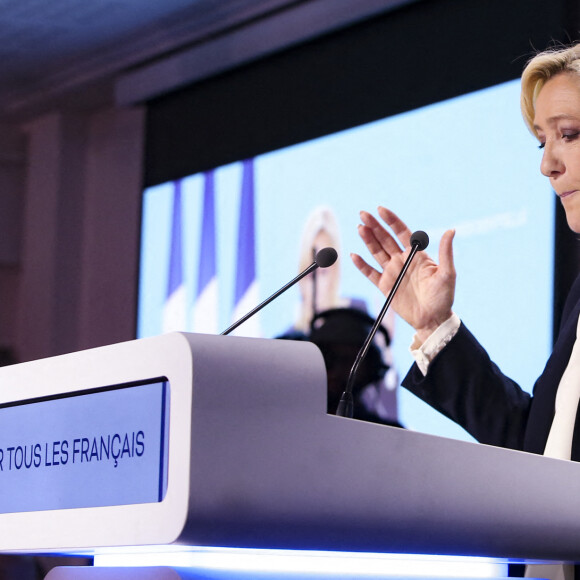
xmin=521 ymin=43 xmax=580 ymax=136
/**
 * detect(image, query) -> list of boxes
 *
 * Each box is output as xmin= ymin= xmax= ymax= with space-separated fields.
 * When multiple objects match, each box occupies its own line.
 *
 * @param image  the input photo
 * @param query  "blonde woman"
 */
xmin=353 ymin=44 xmax=580 ymax=579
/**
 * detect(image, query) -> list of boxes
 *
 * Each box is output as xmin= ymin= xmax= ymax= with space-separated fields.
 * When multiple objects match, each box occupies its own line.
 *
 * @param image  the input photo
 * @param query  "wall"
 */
xmin=4 ymin=105 xmax=144 ymax=363
xmin=0 ymin=124 xmax=25 ymax=356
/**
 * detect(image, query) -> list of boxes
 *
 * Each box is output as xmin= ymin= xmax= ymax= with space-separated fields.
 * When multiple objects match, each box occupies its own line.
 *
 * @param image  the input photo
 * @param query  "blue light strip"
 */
xmin=94 ymin=546 xmax=508 ymax=578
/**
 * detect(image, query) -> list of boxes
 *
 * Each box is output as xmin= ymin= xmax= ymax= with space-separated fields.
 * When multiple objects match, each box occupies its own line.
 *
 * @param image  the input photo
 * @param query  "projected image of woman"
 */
xmin=352 ymin=44 xmax=580 ymax=579
xmin=293 ymin=206 xmax=347 ymax=334
xmin=283 ymin=205 xmax=400 ymax=424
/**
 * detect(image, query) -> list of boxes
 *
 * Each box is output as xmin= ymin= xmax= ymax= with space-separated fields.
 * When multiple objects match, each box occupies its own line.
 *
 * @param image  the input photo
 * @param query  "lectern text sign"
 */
xmin=0 ymin=379 xmax=169 ymax=514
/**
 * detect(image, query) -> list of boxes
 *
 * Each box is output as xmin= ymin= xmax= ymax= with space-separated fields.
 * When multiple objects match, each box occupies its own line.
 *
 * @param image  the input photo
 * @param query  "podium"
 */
xmin=0 ymin=332 xmax=579 ymax=578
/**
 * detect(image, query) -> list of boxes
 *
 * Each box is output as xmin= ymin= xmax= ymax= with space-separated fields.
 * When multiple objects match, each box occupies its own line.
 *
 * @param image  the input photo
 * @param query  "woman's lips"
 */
xmin=560 ymin=190 xmax=578 ymax=199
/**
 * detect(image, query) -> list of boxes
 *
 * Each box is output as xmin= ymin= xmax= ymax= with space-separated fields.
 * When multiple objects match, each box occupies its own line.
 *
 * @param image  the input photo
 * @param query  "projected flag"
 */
xmin=231 ymin=159 xmax=260 ymax=337
xmin=192 ymin=170 xmax=219 ymax=334
xmin=162 ymin=180 xmax=186 ymax=333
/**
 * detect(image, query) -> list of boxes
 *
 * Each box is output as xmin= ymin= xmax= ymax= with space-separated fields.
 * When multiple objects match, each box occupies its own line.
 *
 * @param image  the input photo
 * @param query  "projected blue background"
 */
xmin=138 ymin=79 xmax=553 ymax=442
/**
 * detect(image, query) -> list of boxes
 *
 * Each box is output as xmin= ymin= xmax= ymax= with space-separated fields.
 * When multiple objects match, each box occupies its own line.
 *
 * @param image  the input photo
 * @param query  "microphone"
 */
xmin=336 ymin=230 xmax=429 ymax=418
xmin=221 ymin=247 xmax=338 ymax=336
xmin=311 ymin=248 xmax=318 ymax=319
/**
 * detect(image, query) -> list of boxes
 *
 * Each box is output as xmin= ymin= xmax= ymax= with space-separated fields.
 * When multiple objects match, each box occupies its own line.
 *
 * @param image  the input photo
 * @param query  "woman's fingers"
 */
xmin=359 ymin=211 xmax=404 ymax=263
xmin=377 ymin=207 xmax=413 ymax=248
xmin=438 ymin=229 xmax=456 ymax=278
xmin=357 ymin=224 xmax=391 ymax=268
xmin=351 ymin=252 xmax=382 ymax=288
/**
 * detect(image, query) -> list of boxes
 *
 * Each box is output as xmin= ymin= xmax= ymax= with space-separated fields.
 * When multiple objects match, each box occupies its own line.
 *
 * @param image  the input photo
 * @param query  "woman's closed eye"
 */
xmin=562 ymin=131 xmax=580 ymax=142
xmin=537 ymin=131 xmax=580 ymax=149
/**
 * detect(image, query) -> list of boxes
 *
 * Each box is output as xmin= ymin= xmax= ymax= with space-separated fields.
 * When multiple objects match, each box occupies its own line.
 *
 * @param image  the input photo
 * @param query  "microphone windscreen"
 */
xmin=315 ymin=247 xmax=338 ymax=268
xmin=410 ymin=230 xmax=429 ymax=251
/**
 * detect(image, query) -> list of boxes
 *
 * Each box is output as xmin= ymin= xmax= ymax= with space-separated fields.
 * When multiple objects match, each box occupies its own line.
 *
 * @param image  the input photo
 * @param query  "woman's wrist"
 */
xmin=410 ymin=313 xmax=461 ymax=376
xmin=415 ymin=312 xmax=454 ymax=343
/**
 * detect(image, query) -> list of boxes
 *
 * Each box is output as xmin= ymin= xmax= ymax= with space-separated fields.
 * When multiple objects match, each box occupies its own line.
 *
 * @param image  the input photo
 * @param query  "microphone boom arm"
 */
xmin=336 ymin=232 xmax=428 ymax=418
xmin=220 ymin=247 xmax=338 ymax=336
xmin=221 ymin=263 xmax=318 ymax=336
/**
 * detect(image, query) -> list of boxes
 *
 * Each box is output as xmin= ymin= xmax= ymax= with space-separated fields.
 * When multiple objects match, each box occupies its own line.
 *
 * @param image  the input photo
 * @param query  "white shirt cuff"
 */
xmin=409 ymin=313 xmax=461 ymax=376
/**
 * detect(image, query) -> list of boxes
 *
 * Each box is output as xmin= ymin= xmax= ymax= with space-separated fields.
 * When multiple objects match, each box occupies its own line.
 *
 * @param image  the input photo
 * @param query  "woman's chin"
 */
xmin=564 ymin=204 xmax=580 ymax=234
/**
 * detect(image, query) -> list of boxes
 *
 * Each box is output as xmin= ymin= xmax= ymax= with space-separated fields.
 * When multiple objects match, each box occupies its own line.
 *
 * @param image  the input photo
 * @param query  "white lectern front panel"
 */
xmin=2 ymin=331 xmax=580 ymax=566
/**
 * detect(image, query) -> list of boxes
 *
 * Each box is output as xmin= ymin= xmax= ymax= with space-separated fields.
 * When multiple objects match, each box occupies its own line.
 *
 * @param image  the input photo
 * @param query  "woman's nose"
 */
xmin=540 ymin=141 xmax=565 ymax=178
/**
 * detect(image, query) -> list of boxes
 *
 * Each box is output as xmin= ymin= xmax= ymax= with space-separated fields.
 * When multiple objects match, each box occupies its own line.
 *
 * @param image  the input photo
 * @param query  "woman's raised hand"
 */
xmin=351 ymin=207 xmax=456 ymax=342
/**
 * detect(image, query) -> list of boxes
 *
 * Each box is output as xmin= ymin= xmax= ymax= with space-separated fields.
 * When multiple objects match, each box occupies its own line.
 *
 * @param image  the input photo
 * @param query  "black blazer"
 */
xmin=402 ymin=274 xmax=580 ymax=460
